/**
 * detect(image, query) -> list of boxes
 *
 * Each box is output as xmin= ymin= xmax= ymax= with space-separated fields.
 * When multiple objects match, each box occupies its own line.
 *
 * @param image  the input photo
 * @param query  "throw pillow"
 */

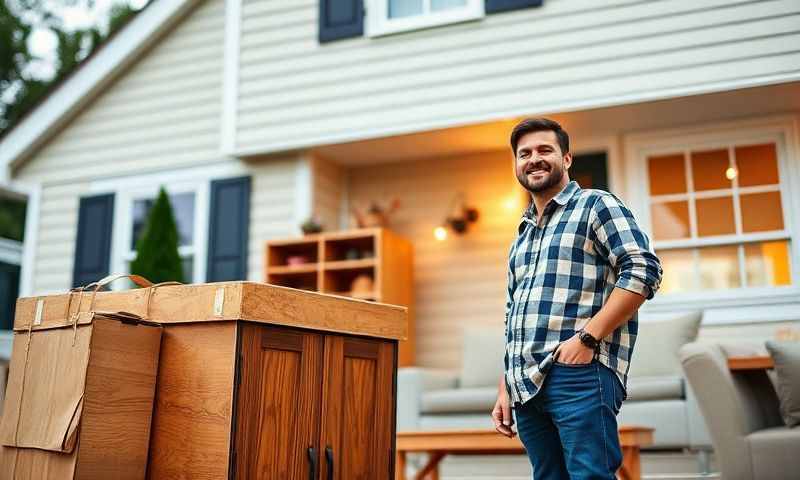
xmin=628 ymin=311 xmax=702 ymax=378
xmin=765 ymin=341 xmax=800 ymax=427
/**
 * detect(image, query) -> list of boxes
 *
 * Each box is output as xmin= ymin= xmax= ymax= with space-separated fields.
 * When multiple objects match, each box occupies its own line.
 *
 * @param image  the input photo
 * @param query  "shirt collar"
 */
xmin=522 ymin=180 xmax=581 ymax=220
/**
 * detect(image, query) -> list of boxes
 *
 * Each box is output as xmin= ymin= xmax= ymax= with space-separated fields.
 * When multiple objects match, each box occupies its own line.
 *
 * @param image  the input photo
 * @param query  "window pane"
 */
xmin=648 ymin=154 xmax=686 ymax=195
xmin=132 ymin=192 xmax=195 ymax=249
xmin=696 ymin=196 xmax=735 ymax=237
xmin=389 ymin=0 xmax=423 ymax=18
xmin=740 ymin=191 xmax=784 ymax=233
xmin=650 ymin=201 xmax=690 ymax=241
xmin=698 ymin=245 xmax=740 ymax=290
xmin=431 ymin=0 xmax=467 ymax=11
xmin=736 ymin=143 xmax=779 ymax=187
xmin=657 ymin=248 xmax=695 ymax=294
xmin=691 ymin=149 xmax=731 ymax=191
xmin=744 ymin=241 xmax=791 ymax=287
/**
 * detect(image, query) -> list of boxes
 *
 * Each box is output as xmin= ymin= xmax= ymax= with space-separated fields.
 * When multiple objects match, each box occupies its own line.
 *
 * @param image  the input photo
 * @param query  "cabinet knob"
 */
xmin=307 ymin=446 xmax=318 ymax=480
xmin=325 ymin=445 xmax=334 ymax=479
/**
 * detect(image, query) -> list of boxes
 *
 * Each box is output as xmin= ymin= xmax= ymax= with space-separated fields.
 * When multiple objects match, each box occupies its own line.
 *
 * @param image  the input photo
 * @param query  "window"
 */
xmin=367 ymin=0 xmax=484 ymax=36
xmin=646 ymin=140 xmax=792 ymax=294
xmin=126 ymin=191 xmax=197 ymax=283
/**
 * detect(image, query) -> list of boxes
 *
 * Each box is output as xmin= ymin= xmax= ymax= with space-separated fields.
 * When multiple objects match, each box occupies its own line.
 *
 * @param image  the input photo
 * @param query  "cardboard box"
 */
xmin=0 ymin=307 xmax=161 ymax=480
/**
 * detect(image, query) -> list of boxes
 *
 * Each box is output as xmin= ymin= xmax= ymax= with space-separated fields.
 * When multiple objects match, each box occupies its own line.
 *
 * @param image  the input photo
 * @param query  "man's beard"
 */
xmin=517 ymin=162 xmax=565 ymax=193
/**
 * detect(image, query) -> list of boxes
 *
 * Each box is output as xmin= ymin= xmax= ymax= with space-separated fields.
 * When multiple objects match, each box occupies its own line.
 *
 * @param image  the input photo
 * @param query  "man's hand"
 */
xmin=492 ymin=376 xmax=516 ymax=438
xmin=554 ymin=333 xmax=594 ymax=365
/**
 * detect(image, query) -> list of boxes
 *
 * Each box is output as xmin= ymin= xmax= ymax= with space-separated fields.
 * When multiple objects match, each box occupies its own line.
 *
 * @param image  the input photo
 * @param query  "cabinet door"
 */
xmin=233 ymin=323 xmax=324 ymax=479
xmin=319 ymin=336 xmax=397 ymax=480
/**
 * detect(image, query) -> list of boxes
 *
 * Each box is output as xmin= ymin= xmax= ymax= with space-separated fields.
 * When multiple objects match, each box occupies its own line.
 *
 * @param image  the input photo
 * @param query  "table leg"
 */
xmin=396 ymin=450 xmax=407 ymax=480
xmin=415 ymin=452 xmax=445 ymax=480
xmin=617 ymin=446 xmax=641 ymax=480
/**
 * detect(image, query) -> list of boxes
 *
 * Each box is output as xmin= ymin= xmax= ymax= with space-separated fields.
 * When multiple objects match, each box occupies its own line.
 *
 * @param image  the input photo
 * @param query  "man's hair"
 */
xmin=510 ymin=118 xmax=570 ymax=157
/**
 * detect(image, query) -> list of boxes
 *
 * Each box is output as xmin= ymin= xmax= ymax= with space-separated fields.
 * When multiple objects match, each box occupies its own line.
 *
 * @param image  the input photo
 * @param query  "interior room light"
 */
xmin=434 ymin=226 xmax=448 ymax=241
xmin=726 ymin=167 xmax=738 ymax=180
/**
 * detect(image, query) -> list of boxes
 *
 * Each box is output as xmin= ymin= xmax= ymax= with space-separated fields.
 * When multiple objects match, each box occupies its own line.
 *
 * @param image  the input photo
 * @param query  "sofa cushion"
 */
xmin=459 ymin=325 xmax=506 ymax=388
xmin=765 ymin=341 xmax=800 ymax=427
xmin=626 ymin=375 xmax=684 ymax=402
xmin=618 ymin=400 xmax=689 ymax=448
xmin=421 ymin=387 xmax=496 ymax=414
xmin=628 ymin=311 xmax=702 ymax=378
xmin=748 ymin=426 xmax=800 ymax=479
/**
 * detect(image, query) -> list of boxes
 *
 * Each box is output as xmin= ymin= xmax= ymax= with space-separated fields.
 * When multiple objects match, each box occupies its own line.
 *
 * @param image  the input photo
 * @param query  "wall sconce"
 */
xmin=434 ymin=193 xmax=479 ymax=240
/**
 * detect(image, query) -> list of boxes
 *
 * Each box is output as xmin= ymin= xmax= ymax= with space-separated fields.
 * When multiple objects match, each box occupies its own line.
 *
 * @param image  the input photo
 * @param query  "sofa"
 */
xmin=680 ymin=341 xmax=800 ymax=480
xmin=397 ymin=312 xmax=711 ymax=453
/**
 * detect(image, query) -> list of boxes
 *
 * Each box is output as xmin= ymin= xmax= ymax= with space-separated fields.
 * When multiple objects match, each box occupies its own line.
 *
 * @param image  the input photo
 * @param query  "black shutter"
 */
xmin=72 ymin=193 xmax=114 ymax=288
xmin=485 ymin=0 xmax=543 ymax=14
xmin=206 ymin=176 xmax=251 ymax=282
xmin=319 ymin=0 xmax=363 ymax=43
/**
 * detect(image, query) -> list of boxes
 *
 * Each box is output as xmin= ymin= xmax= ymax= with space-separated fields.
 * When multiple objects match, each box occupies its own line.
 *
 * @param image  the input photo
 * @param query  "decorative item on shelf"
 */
xmin=351 ymin=198 xmax=401 ymax=228
xmin=349 ymin=274 xmax=374 ymax=298
xmin=361 ymin=249 xmax=374 ymax=259
xmin=434 ymin=192 xmax=480 ymax=240
xmin=345 ymin=248 xmax=361 ymax=260
xmin=301 ymin=216 xmax=323 ymax=235
xmin=286 ymin=255 xmax=311 ymax=266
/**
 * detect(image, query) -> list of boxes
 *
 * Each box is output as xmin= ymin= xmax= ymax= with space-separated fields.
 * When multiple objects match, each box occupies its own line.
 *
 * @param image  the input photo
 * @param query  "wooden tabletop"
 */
xmin=396 ymin=426 xmax=654 ymax=453
xmin=727 ymin=355 xmax=774 ymax=371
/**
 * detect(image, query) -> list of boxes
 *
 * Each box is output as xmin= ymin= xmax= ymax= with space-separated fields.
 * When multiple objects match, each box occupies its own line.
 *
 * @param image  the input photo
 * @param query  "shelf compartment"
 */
xmin=323 ymin=235 xmax=376 ymax=262
xmin=266 ymin=271 xmax=318 ymax=292
xmin=267 ymin=240 xmax=319 ymax=268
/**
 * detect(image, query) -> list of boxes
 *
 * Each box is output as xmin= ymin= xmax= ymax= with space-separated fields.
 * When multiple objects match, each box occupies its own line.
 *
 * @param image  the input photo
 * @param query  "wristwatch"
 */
xmin=577 ymin=329 xmax=600 ymax=351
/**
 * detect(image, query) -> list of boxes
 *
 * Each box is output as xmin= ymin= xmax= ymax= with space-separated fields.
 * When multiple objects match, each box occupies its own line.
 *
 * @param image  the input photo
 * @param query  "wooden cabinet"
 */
xmin=14 ymin=282 xmax=405 ymax=480
xmin=265 ymin=228 xmax=415 ymax=366
xmin=234 ymin=323 xmax=396 ymax=480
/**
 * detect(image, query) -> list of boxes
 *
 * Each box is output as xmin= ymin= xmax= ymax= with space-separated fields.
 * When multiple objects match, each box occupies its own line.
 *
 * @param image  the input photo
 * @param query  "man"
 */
xmin=491 ymin=118 xmax=663 ymax=480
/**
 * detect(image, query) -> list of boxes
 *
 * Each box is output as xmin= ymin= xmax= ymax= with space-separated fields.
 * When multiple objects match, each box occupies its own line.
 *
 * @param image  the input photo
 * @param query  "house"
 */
xmin=1 ymin=0 xmax=799 ymax=475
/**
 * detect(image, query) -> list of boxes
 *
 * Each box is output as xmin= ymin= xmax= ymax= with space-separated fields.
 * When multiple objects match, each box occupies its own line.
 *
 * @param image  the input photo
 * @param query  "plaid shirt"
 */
xmin=504 ymin=181 xmax=662 ymax=406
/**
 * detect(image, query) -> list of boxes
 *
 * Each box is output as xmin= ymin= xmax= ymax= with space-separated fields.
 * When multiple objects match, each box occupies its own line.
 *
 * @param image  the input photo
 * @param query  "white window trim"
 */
xmin=624 ymin=115 xmax=800 ymax=311
xmin=90 ymin=163 xmax=250 ymax=289
xmin=366 ymin=0 xmax=484 ymax=37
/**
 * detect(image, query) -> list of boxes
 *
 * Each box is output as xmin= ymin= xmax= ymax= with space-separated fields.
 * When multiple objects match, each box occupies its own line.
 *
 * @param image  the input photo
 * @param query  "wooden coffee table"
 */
xmin=396 ymin=426 xmax=654 ymax=480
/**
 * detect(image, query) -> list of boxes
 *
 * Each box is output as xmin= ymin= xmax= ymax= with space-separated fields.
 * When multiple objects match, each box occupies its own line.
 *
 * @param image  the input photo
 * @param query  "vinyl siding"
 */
xmin=236 ymin=0 xmax=800 ymax=154
xmin=13 ymin=0 xmax=299 ymax=294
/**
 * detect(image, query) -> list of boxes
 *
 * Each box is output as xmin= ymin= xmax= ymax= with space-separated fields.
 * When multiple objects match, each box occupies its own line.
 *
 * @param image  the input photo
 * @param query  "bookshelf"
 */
xmin=265 ymin=227 xmax=415 ymax=366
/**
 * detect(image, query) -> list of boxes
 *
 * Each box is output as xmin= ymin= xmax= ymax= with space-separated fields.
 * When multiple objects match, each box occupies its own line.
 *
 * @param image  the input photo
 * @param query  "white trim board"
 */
xmin=0 ymin=0 xmax=201 ymax=181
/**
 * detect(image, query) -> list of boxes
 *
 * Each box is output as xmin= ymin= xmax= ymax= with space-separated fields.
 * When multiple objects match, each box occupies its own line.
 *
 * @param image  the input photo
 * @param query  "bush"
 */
xmin=129 ymin=187 xmax=184 ymax=284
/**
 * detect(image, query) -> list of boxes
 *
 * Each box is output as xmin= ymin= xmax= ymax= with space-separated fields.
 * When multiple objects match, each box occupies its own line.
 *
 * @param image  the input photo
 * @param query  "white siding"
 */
xmin=14 ymin=0 xmax=299 ymax=294
xmin=348 ymin=150 xmax=521 ymax=368
xmin=236 ymin=0 xmax=800 ymax=154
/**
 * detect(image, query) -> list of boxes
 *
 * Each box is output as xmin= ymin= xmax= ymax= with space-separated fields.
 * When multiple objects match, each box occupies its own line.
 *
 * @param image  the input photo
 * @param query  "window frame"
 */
xmin=624 ymin=115 xmax=800 ymax=309
xmin=366 ymin=0 xmax=485 ymax=37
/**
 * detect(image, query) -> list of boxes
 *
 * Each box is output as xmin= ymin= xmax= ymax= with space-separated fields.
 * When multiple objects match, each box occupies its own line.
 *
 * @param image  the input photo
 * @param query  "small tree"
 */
xmin=130 ymin=187 xmax=184 ymax=284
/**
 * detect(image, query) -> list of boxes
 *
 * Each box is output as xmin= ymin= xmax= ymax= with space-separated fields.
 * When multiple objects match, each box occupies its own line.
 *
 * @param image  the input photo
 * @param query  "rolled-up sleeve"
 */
xmin=590 ymin=193 xmax=663 ymax=299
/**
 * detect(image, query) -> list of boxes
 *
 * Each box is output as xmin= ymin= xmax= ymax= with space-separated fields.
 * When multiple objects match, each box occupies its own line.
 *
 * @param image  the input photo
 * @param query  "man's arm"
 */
xmin=556 ymin=193 xmax=663 ymax=364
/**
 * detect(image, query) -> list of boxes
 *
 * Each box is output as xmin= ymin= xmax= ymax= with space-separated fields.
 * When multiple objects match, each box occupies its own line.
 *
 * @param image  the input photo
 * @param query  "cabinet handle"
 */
xmin=325 ymin=446 xmax=334 ymax=479
xmin=307 ymin=446 xmax=318 ymax=480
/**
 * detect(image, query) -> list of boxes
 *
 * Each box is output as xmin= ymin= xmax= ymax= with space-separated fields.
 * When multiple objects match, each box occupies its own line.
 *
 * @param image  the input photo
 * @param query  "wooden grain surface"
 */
xmin=15 ymin=281 xmax=407 ymax=341
xmin=320 ymin=336 xmax=396 ymax=480
xmin=728 ymin=355 xmax=774 ymax=370
xmin=233 ymin=323 xmax=323 ymax=480
xmin=147 ymin=322 xmax=237 ymax=480
xmin=75 ymin=317 xmax=162 ymax=479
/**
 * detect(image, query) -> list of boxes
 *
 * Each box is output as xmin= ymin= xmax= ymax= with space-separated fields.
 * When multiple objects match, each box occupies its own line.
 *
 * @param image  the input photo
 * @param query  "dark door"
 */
xmin=319 ymin=336 xmax=396 ymax=480
xmin=0 ymin=261 xmax=20 ymax=331
xmin=571 ymin=151 xmax=609 ymax=191
xmin=233 ymin=323 xmax=324 ymax=479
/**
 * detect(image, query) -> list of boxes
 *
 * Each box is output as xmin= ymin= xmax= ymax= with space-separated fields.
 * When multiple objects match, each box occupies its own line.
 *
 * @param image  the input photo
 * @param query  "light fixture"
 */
xmin=726 ymin=166 xmax=738 ymax=180
xmin=434 ymin=226 xmax=448 ymax=241
xmin=440 ymin=193 xmax=480 ymax=237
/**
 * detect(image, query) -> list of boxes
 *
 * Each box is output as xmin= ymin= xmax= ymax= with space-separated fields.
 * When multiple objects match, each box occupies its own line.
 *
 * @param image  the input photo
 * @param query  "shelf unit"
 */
xmin=265 ymin=227 xmax=415 ymax=366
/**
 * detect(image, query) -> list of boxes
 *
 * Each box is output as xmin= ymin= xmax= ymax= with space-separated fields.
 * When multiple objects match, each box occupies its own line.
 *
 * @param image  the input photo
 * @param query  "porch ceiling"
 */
xmin=312 ymin=82 xmax=800 ymax=166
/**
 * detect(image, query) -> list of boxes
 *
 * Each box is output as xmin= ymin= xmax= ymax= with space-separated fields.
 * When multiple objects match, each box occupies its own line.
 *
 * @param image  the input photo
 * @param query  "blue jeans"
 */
xmin=513 ymin=359 xmax=624 ymax=480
